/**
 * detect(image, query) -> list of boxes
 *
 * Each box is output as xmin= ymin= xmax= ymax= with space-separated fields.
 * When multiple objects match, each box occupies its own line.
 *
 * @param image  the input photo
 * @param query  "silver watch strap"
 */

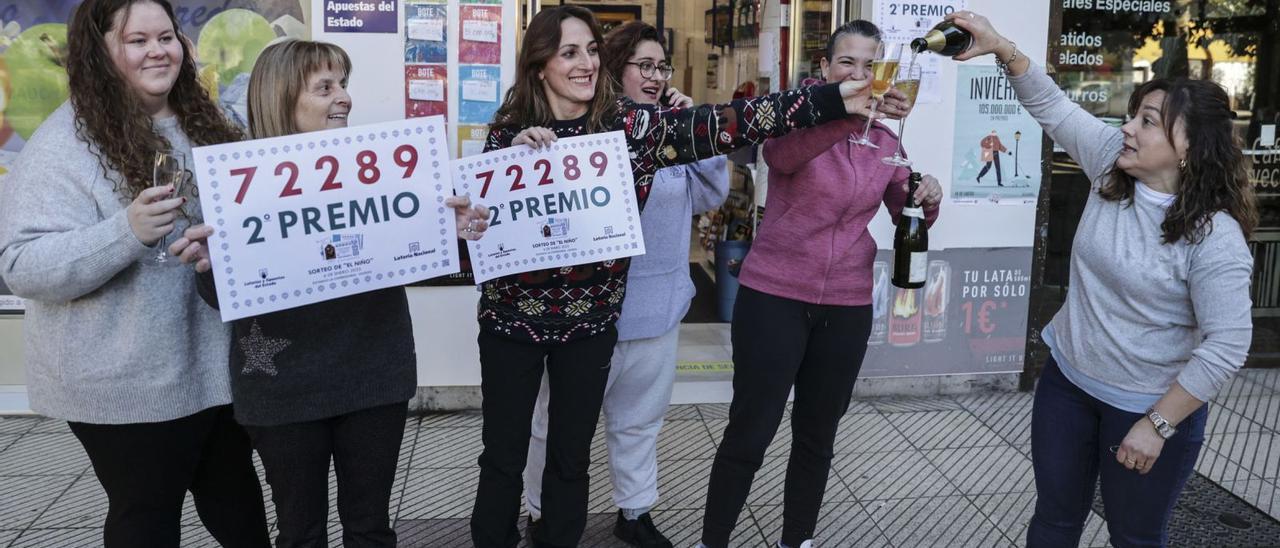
xmin=1146 ymin=408 xmax=1177 ymax=439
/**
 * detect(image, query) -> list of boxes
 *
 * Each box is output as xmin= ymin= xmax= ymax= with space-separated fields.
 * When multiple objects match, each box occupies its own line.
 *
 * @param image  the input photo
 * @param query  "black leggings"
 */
xmin=470 ymin=327 xmax=617 ymax=548
xmin=245 ymin=402 xmax=409 ymax=548
xmin=702 ymin=286 xmax=872 ymax=548
xmin=69 ymin=405 xmax=270 ymax=548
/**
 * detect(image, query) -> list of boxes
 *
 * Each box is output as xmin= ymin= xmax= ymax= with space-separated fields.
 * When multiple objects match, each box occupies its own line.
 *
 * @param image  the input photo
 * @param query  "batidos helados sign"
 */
xmin=452 ymin=131 xmax=645 ymax=284
xmin=192 ymin=116 xmax=460 ymax=321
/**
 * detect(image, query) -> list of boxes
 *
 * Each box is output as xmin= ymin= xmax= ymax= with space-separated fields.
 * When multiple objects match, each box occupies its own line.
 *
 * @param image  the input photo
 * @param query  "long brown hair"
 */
xmin=248 ymin=40 xmax=352 ymax=139
xmin=1100 ymin=78 xmax=1258 ymax=243
xmin=491 ymin=6 xmax=616 ymax=132
xmin=601 ymin=21 xmax=664 ymax=94
xmin=66 ymin=0 xmax=243 ymax=200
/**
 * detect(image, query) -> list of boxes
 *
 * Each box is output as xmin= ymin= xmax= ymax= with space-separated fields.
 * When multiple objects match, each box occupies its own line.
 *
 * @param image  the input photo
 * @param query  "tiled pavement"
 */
xmin=0 ymin=368 xmax=1277 ymax=547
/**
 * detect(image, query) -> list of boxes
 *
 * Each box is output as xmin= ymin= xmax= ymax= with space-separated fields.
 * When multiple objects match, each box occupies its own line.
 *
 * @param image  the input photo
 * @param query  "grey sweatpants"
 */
xmin=524 ymin=326 xmax=681 ymax=517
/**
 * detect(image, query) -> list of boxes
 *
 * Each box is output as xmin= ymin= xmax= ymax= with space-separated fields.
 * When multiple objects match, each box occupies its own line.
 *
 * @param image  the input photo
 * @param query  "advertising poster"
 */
xmin=405 ymin=64 xmax=447 ymax=119
xmin=459 ymin=4 xmax=500 ymax=65
xmin=861 ymin=247 xmax=1031 ymax=376
xmin=404 ymin=1 xmax=447 ymax=64
xmin=458 ymin=64 xmax=501 ymax=125
xmin=872 ymin=0 xmax=966 ymax=105
xmin=950 ymin=65 xmax=1042 ymax=205
xmin=0 ymin=1 xmax=307 ymax=161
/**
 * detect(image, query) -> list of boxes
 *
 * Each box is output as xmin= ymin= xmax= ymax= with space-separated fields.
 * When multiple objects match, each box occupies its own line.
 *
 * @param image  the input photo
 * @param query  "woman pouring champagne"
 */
xmin=944 ymin=10 xmax=1255 ymax=548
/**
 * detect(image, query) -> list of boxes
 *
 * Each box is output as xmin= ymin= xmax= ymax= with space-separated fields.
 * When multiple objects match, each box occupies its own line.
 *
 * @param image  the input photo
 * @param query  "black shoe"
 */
xmin=613 ymin=511 xmax=674 ymax=548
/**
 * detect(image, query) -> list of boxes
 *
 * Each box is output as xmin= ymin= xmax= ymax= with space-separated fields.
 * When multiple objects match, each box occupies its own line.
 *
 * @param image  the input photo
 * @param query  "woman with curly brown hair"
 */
xmin=0 ymin=1 xmax=269 ymax=546
xmin=946 ymin=11 xmax=1257 ymax=547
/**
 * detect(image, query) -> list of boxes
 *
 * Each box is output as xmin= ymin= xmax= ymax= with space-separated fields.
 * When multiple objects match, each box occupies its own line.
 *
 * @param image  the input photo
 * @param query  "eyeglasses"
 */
xmin=625 ymin=61 xmax=674 ymax=81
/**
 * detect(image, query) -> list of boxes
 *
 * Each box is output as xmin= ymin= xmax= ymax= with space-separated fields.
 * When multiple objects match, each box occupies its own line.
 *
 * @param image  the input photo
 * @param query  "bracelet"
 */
xmin=996 ymin=40 xmax=1019 ymax=75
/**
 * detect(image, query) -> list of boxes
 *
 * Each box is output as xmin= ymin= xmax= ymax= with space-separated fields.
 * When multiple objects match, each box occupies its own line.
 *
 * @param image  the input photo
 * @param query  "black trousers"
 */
xmin=68 ymin=405 xmax=270 ymax=548
xmin=243 ymin=402 xmax=408 ymax=548
xmin=977 ymin=152 xmax=1004 ymax=183
xmin=702 ymin=286 xmax=872 ymax=548
xmin=471 ymin=327 xmax=617 ymax=548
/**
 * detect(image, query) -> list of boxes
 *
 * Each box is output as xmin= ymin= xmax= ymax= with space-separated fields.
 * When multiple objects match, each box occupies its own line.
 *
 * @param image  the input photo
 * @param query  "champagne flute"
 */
xmin=850 ymin=41 xmax=902 ymax=148
xmin=150 ymin=151 xmax=186 ymax=264
xmin=882 ymin=60 xmax=922 ymax=167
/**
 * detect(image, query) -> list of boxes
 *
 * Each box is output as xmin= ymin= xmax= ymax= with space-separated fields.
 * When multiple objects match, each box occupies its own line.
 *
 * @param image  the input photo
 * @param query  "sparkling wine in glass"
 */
xmin=150 ymin=151 xmax=185 ymax=264
xmin=851 ymin=41 xmax=903 ymax=148
xmin=883 ymin=59 xmax=922 ymax=167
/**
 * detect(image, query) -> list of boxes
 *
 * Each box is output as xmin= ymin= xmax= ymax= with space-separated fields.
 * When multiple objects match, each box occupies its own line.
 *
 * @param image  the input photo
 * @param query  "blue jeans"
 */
xmin=1029 ymin=358 xmax=1207 ymax=548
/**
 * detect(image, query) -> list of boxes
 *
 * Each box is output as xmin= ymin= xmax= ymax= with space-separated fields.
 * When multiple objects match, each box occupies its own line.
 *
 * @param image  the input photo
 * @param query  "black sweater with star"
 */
xmin=197 ymin=272 xmax=416 ymax=426
xmin=479 ymin=84 xmax=848 ymax=343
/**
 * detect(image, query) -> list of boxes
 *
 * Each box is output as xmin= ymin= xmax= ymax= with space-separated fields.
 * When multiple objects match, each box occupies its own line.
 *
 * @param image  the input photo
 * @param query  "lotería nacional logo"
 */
xmin=393 ymin=241 xmax=437 ymax=262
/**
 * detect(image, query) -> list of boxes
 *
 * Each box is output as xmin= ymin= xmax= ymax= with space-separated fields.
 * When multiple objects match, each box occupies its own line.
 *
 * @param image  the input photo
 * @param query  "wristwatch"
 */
xmin=1146 ymin=407 xmax=1177 ymax=439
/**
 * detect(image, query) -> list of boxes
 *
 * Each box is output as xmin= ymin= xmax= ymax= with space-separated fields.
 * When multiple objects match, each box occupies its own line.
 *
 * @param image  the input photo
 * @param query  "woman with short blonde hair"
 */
xmin=247 ymin=40 xmax=352 ymax=139
xmin=170 ymin=39 xmax=489 ymax=547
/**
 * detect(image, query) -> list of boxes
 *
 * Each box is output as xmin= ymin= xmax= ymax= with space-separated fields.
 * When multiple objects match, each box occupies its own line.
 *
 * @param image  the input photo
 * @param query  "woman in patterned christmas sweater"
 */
xmin=469 ymin=6 xmax=882 ymax=548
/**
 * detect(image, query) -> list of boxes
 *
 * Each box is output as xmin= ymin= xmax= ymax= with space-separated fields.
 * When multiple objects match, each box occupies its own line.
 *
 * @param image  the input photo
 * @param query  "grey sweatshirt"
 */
xmin=1011 ymin=64 xmax=1254 ymax=402
xmin=0 ymin=102 xmax=232 ymax=424
xmin=614 ymin=157 xmax=728 ymax=341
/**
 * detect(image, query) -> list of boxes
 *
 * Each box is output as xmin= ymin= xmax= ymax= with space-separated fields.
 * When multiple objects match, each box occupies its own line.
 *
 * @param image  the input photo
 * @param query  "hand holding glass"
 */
xmin=150 ymin=152 xmax=185 ymax=264
xmin=882 ymin=61 xmax=922 ymax=167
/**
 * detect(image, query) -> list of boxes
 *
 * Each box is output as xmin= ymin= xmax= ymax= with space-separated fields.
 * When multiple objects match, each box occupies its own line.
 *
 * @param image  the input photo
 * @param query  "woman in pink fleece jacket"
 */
xmin=699 ymin=20 xmax=942 ymax=548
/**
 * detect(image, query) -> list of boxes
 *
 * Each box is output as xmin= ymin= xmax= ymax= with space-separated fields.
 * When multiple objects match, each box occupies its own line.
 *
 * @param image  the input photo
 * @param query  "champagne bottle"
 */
xmin=911 ymin=21 xmax=973 ymax=57
xmin=893 ymin=172 xmax=928 ymax=289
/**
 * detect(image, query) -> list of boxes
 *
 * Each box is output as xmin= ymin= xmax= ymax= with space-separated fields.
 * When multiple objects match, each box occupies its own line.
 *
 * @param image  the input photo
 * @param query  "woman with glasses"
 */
xmin=521 ymin=21 xmax=728 ymax=548
xmin=470 ymin=7 xmax=878 ymax=548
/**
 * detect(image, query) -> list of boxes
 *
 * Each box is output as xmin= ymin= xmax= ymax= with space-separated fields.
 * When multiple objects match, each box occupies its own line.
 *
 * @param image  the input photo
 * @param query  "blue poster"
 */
xmin=458 ymin=64 xmax=501 ymax=124
xmin=404 ymin=2 xmax=447 ymax=64
xmin=950 ymin=65 xmax=1042 ymax=205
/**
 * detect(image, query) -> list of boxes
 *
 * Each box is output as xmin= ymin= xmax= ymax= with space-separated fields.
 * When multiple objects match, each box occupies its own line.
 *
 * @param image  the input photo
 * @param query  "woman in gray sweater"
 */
xmin=0 ymin=1 xmax=268 ymax=546
xmin=946 ymin=11 xmax=1256 ymax=548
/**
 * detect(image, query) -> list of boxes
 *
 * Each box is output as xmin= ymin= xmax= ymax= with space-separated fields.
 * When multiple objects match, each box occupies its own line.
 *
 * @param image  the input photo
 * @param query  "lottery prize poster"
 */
xmin=405 ymin=1 xmax=448 ymax=64
xmin=459 ymin=64 xmax=502 ymax=124
xmin=452 ymin=132 xmax=645 ymax=284
xmin=192 ymin=117 xmax=459 ymax=321
xmin=405 ymin=64 xmax=448 ymax=119
xmin=459 ymin=3 xmax=501 ymax=64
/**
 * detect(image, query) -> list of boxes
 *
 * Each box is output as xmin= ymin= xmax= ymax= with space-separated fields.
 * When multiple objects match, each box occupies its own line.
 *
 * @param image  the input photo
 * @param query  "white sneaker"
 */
xmin=776 ymin=541 xmax=814 ymax=548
